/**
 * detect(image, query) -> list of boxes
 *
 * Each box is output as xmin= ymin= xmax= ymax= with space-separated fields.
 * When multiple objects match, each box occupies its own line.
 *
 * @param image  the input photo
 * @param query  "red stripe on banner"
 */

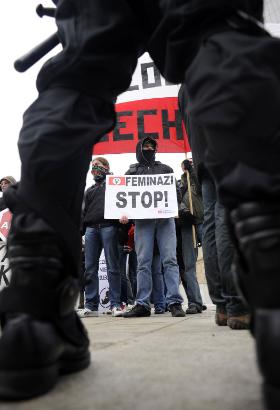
xmin=93 ymin=97 xmax=190 ymax=154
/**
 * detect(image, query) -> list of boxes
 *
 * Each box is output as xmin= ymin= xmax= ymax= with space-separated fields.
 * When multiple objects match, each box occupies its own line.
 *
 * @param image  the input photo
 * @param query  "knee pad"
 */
xmin=230 ymin=202 xmax=280 ymax=309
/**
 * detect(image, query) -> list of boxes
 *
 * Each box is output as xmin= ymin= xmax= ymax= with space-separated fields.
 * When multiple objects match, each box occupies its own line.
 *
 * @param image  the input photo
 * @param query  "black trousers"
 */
xmin=184 ymin=29 xmax=280 ymax=208
xmin=6 ymin=0 xmax=280 ymax=275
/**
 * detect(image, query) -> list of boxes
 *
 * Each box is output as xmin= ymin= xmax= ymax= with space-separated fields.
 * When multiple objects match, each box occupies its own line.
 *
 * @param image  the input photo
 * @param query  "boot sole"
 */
xmin=0 ymin=350 xmax=91 ymax=400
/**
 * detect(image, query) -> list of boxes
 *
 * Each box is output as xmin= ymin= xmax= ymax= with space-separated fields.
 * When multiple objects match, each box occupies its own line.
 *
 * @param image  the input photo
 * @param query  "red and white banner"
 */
xmin=93 ymin=53 xmax=189 ymax=155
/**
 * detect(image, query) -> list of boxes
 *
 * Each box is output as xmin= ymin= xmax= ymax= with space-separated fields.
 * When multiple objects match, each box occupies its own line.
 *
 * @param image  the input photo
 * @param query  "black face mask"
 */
xmin=93 ymin=174 xmax=106 ymax=182
xmin=143 ymin=150 xmax=155 ymax=164
xmin=92 ymin=165 xmax=108 ymax=182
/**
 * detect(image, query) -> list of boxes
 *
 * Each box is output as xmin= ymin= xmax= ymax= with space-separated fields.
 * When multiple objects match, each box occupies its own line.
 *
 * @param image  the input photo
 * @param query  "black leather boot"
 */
xmin=0 ymin=215 xmax=90 ymax=400
xmin=230 ymin=202 xmax=280 ymax=410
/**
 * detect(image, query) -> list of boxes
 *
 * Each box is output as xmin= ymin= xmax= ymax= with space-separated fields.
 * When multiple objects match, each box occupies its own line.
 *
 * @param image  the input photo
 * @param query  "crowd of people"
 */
xmin=0 ymin=134 xmax=251 ymax=329
xmin=0 ymin=129 xmax=252 ymax=330
xmin=77 ymin=132 xmax=249 ymax=330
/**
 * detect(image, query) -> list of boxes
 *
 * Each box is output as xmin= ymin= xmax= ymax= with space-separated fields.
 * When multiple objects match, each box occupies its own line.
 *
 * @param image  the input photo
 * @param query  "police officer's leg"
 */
xmin=0 ymin=0 xmax=144 ymax=399
xmin=185 ymin=24 xmax=280 ymax=409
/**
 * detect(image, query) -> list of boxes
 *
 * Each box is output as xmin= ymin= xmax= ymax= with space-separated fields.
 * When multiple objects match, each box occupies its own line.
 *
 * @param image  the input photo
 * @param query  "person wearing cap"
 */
xmin=121 ymin=136 xmax=185 ymax=318
xmin=0 ymin=177 xmax=16 ymax=212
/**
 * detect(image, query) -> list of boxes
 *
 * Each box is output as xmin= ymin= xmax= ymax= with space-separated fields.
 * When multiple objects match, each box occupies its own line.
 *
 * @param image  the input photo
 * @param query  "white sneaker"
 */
xmin=112 ymin=306 xmax=125 ymax=317
xmin=78 ymin=308 xmax=99 ymax=318
xmin=126 ymin=304 xmax=135 ymax=312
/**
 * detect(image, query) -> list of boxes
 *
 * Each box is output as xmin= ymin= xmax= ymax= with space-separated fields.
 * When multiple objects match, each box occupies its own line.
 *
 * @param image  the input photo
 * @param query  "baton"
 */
xmin=14 ymin=32 xmax=59 ymax=72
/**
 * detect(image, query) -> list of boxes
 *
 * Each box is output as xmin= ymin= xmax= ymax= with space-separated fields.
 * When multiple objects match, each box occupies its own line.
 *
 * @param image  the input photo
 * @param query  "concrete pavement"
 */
xmin=0 ymin=306 xmax=264 ymax=410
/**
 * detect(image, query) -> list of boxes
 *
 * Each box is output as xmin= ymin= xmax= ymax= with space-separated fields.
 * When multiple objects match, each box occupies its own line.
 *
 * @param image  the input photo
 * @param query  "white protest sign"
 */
xmin=104 ymin=174 xmax=178 ymax=219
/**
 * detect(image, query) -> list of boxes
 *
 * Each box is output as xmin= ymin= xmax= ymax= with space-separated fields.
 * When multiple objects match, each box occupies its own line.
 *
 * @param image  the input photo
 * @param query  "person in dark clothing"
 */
xmin=79 ymin=157 xmax=123 ymax=318
xmin=1 ymin=1 xmax=280 ymax=406
xmin=177 ymin=159 xmax=204 ymax=314
xmin=178 ymin=84 xmax=250 ymax=329
xmin=0 ymin=176 xmax=16 ymax=212
xmin=122 ymin=136 xmax=185 ymax=318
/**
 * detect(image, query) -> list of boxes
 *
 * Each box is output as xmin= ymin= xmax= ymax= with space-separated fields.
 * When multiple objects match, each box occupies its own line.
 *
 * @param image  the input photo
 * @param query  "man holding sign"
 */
xmin=117 ymin=137 xmax=185 ymax=318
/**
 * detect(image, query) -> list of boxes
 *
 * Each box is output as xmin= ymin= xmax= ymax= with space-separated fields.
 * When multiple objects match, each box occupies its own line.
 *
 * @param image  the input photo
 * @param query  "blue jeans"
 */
xmin=134 ymin=218 xmax=183 ymax=309
xmin=201 ymin=176 xmax=248 ymax=316
xmin=181 ymin=225 xmax=203 ymax=308
xmin=84 ymin=225 xmax=121 ymax=310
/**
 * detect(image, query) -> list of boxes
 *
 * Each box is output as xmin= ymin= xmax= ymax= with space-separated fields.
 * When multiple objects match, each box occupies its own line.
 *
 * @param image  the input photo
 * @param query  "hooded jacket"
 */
xmin=126 ymin=137 xmax=173 ymax=176
xmin=126 ymin=136 xmax=181 ymax=204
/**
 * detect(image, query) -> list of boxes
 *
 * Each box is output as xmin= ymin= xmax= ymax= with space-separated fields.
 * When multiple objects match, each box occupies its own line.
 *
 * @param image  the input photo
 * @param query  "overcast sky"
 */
xmin=1 ymin=1 xmax=58 ymax=181
xmin=1 ymin=2 xmax=280 ymax=187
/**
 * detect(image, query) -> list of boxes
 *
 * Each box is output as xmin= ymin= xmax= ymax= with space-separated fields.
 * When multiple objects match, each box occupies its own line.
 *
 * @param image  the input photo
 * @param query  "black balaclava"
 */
xmin=143 ymin=149 xmax=156 ymax=164
xmin=142 ymin=137 xmax=157 ymax=165
xmin=92 ymin=165 xmax=109 ymax=182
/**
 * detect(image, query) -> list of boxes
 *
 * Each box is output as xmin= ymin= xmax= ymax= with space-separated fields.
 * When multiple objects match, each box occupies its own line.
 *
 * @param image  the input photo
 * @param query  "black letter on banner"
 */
xmin=113 ymin=111 xmax=134 ymax=141
xmin=138 ymin=177 xmax=146 ymax=186
xmin=137 ymin=110 xmax=158 ymax=140
xmin=154 ymin=191 xmax=163 ymax=208
xmin=132 ymin=177 xmax=138 ymax=186
xmin=164 ymin=191 xmax=168 ymax=207
xmin=141 ymin=192 xmax=153 ymax=208
xmin=116 ymin=192 xmax=127 ymax=208
xmin=162 ymin=109 xmax=183 ymax=140
xmin=141 ymin=62 xmax=162 ymax=89
xmin=128 ymin=192 xmax=140 ymax=208
xmin=128 ymin=78 xmax=139 ymax=91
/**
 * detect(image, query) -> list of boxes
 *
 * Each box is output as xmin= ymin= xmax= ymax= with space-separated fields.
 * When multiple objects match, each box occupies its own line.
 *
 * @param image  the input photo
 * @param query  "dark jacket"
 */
xmin=126 ymin=137 xmax=173 ymax=176
xmin=149 ymin=0 xmax=264 ymax=83
xmin=38 ymin=0 xmax=263 ymax=97
xmin=178 ymin=169 xmax=204 ymax=226
xmin=126 ymin=136 xmax=181 ymax=204
xmin=82 ymin=180 xmax=116 ymax=234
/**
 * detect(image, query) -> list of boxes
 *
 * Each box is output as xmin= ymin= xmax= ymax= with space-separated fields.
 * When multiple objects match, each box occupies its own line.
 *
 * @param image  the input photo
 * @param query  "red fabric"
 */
xmin=93 ymin=97 xmax=190 ymax=154
xmin=127 ymin=224 xmax=135 ymax=250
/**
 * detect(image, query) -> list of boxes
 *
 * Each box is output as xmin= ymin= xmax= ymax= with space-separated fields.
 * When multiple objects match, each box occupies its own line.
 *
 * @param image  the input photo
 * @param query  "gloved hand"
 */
xmin=179 ymin=209 xmax=197 ymax=225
